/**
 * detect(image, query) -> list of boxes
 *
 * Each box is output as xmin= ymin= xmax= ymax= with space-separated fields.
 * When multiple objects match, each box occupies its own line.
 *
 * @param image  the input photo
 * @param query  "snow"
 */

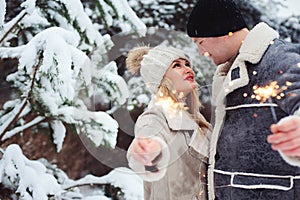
xmin=98 ymin=61 xmax=129 ymax=106
xmin=0 ymin=25 xmax=122 ymax=148
xmin=50 ymin=120 xmax=66 ymax=152
xmin=0 ymin=144 xmax=61 ymax=199
xmin=0 ymin=144 xmax=144 ymax=199
xmin=110 ymin=0 xmax=147 ymax=36
xmin=101 ymin=167 xmax=144 ymax=200
xmin=60 ymin=0 xmax=107 ymax=49
xmin=97 ymin=0 xmax=114 ymax=27
xmin=2 ymin=116 xmax=45 ymax=141
xmin=55 ymin=106 xmax=119 ymax=147
xmin=136 ymin=94 xmax=150 ymax=105
xmin=21 ymin=0 xmax=36 ymax=14
xmin=0 ymin=99 xmax=27 ymax=136
xmin=83 ymin=196 xmax=110 ymax=200
xmin=65 ymin=167 xmax=144 ymax=200
xmin=139 ymin=0 xmax=155 ymax=5
xmin=0 ymin=0 xmax=148 ymax=198
xmin=278 ymin=0 xmax=300 ymax=17
xmin=0 ymin=0 xmax=5 ymax=27
xmin=21 ymin=10 xmax=50 ymax=29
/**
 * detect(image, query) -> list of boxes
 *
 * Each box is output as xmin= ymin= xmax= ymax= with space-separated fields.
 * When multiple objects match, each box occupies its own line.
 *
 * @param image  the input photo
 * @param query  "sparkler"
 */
xmin=251 ymin=81 xmax=288 ymax=122
xmin=154 ymin=91 xmax=188 ymax=118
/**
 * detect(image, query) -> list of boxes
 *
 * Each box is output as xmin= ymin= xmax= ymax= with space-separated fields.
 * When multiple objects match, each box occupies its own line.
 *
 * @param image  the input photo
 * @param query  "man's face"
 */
xmin=192 ymin=36 xmax=229 ymax=65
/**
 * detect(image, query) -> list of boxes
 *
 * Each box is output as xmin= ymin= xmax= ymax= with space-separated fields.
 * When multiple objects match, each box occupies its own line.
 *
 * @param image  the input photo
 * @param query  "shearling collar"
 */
xmin=220 ymin=22 xmax=279 ymax=95
xmin=239 ymin=22 xmax=279 ymax=63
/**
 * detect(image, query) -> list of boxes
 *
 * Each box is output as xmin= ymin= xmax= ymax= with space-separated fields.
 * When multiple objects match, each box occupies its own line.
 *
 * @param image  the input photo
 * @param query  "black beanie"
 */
xmin=187 ymin=0 xmax=247 ymax=37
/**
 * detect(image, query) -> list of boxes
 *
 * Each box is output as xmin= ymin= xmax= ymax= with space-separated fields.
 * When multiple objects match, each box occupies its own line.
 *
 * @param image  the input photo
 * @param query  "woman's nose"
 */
xmin=184 ymin=66 xmax=193 ymax=74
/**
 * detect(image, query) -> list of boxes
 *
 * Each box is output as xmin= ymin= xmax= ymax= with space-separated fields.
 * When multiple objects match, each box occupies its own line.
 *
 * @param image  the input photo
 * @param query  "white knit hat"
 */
xmin=138 ymin=45 xmax=190 ymax=93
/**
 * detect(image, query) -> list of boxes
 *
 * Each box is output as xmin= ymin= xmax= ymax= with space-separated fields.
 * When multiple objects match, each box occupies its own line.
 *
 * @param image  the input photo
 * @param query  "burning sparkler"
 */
xmin=251 ymin=81 xmax=289 ymax=122
xmin=154 ymin=91 xmax=188 ymax=118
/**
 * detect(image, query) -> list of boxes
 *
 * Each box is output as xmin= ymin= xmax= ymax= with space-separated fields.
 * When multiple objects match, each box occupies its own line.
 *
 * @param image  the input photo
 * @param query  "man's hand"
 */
xmin=268 ymin=116 xmax=300 ymax=156
xmin=129 ymin=138 xmax=162 ymax=166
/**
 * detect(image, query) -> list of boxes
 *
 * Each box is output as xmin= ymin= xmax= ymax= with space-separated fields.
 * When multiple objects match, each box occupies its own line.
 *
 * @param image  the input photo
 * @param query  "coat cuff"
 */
xmin=277 ymin=114 xmax=300 ymax=167
xmin=127 ymin=136 xmax=170 ymax=182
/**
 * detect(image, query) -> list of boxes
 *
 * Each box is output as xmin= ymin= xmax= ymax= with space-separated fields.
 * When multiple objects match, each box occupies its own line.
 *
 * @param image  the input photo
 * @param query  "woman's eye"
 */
xmin=173 ymin=63 xmax=180 ymax=68
xmin=184 ymin=61 xmax=191 ymax=67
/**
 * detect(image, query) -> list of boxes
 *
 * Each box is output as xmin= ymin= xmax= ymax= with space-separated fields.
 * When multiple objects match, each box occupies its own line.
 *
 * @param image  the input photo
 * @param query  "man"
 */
xmin=187 ymin=0 xmax=300 ymax=199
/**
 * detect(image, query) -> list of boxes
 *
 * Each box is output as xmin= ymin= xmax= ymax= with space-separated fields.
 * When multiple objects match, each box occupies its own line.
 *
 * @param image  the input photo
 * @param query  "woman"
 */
xmin=126 ymin=45 xmax=211 ymax=200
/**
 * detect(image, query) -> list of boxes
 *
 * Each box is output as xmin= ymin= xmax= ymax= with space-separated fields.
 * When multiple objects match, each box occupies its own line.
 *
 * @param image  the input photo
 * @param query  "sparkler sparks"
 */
xmin=251 ymin=81 xmax=289 ymax=122
xmin=203 ymin=52 xmax=210 ymax=57
xmin=154 ymin=92 xmax=187 ymax=117
xmin=252 ymin=81 xmax=284 ymax=102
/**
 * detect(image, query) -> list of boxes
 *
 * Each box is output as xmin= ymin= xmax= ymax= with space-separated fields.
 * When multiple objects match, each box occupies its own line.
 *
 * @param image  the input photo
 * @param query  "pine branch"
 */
xmin=62 ymin=182 xmax=108 ymax=191
xmin=0 ymin=53 xmax=42 ymax=141
xmin=1 ymin=116 xmax=46 ymax=141
xmin=0 ymin=10 xmax=27 ymax=45
xmin=0 ymin=99 xmax=28 ymax=139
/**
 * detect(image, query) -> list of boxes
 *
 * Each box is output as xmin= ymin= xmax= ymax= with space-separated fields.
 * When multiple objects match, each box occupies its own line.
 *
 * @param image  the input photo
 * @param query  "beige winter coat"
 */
xmin=127 ymin=100 xmax=210 ymax=200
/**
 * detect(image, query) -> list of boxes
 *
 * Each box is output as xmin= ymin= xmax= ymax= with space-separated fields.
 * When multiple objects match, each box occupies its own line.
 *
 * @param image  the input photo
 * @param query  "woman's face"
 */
xmin=164 ymin=58 xmax=196 ymax=96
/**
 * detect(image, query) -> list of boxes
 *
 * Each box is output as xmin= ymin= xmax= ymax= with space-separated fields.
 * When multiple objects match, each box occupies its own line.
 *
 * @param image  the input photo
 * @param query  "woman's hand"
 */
xmin=130 ymin=138 xmax=162 ymax=166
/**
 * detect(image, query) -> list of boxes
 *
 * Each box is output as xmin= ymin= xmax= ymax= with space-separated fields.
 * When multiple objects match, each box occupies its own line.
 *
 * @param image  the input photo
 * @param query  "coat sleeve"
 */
xmin=126 ymin=110 xmax=171 ymax=182
xmin=273 ymin=44 xmax=300 ymax=166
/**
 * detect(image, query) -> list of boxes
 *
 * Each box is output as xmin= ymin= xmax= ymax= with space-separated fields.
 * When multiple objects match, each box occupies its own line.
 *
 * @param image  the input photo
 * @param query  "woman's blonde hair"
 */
xmin=158 ymin=78 xmax=211 ymax=130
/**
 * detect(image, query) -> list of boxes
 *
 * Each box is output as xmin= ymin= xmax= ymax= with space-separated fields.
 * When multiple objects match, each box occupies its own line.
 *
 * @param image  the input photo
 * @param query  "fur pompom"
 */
xmin=126 ymin=46 xmax=151 ymax=74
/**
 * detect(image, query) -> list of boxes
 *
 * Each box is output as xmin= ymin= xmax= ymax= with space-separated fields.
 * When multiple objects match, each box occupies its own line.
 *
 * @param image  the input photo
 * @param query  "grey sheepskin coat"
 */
xmin=209 ymin=22 xmax=300 ymax=200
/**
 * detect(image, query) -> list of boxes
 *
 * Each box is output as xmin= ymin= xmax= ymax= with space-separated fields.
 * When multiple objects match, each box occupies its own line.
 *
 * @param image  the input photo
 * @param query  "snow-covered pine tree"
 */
xmin=0 ymin=0 xmax=146 ymax=150
xmin=0 ymin=0 xmax=146 ymax=198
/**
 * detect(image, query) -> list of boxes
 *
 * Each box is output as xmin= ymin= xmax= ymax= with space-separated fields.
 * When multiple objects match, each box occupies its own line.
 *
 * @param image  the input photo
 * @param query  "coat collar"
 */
xmin=220 ymin=22 xmax=279 ymax=95
xmin=148 ymin=98 xmax=210 ymax=158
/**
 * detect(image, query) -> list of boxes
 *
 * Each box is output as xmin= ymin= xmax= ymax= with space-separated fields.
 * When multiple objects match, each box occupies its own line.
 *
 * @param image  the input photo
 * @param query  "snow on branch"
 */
xmin=56 ymin=105 xmax=119 ymax=147
xmin=0 ymin=144 xmax=61 ymax=199
xmin=0 ymin=99 xmax=30 ymax=138
xmin=0 ymin=144 xmax=143 ymax=199
xmin=0 ymin=0 xmax=40 ymax=45
xmin=0 ymin=0 xmax=5 ymax=28
xmin=63 ymin=167 xmax=144 ymax=200
xmin=0 ymin=26 xmax=125 ymax=149
xmin=96 ymin=0 xmax=147 ymax=36
xmin=93 ymin=61 xmax=129 ymax=113
xmin=1 ymin=116 xmax=45 ymax=141
xmin=31 ymin=0 xmax=113 ymax=53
